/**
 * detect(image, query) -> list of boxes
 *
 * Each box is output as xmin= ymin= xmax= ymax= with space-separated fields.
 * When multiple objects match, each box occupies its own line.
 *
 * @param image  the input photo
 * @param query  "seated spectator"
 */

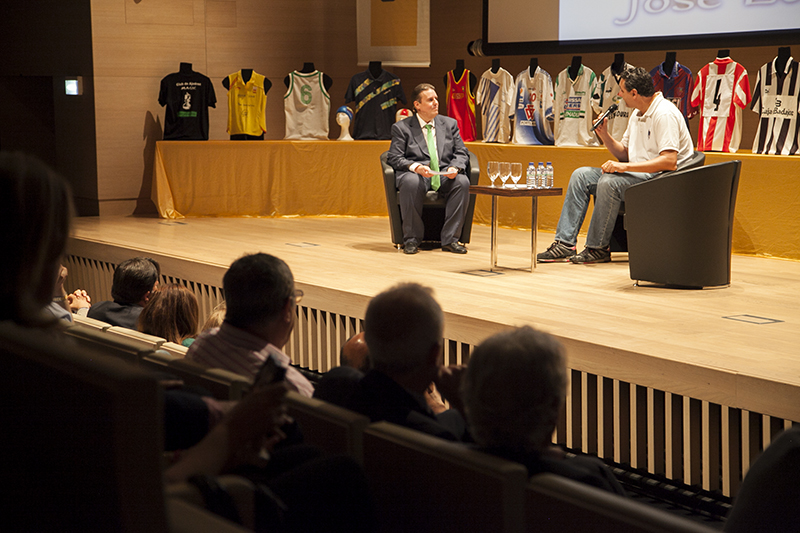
xmin=200 ymin=300 xmax=226 ymax=332
xmin=138 ymin=282 xmax=199 ymax=346
xmin=724 ymin=425 xmax=800 ymax=532
xmin=340 ymin=331 xmax=369 ymax=372
xmin=314 ymin=332 xmax=369 ymax=406
xmin=1 ymin=151 xmax=73 ymax=328
xmin=345 ymin=282 xmax=469 ymax=441
xmin=87 ymin=256 xmax=160 ymax=329
xmin=47 ymin=264 xmax=92 ymax=323
xmin=462 ymin=326 xmax=624 ymax=494
xmin=186 ymin=253 xmax=314 ymax=397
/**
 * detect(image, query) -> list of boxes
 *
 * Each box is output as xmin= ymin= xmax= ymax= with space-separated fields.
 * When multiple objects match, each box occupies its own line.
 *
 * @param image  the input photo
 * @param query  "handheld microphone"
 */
xmin=591 ymin=103 xmax=618 ymax=132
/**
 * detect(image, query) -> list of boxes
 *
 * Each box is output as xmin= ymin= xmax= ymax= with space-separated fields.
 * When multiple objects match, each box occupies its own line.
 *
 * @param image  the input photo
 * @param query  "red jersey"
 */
xmin=445 ymin=70 xmax=477 ymax=142
xmin=690 ymin=58 xmax=751 ymax=153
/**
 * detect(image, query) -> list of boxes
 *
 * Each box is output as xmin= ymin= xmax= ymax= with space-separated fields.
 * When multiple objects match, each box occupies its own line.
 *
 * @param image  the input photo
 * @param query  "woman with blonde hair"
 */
xmin=138 ymin=283 xmax=199 ymax=346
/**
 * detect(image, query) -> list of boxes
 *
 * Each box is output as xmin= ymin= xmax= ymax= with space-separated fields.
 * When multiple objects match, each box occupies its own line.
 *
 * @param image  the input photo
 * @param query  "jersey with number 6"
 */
xmin=690 ymin=58 xmax=751 ymax=153
xmin=284 ymin=70 xmax=331 ymax=140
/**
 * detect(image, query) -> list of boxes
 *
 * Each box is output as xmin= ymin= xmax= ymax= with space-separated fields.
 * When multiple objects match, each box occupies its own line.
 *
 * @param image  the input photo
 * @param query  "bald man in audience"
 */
xmin=344 ymin=283 xmax=469 ymax=441
xmin=340 ymin=331 xmax=369 ymax=373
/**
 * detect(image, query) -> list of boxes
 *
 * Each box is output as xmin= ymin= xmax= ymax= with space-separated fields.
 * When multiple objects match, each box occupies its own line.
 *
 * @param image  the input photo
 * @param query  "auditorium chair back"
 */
xmin=526 ymin=473 xmax=718 ymax=532
xmin=362 ymin=421 xmax=528 ymax=533
xmin=285 ymin=391 xmax=370 ymax=462
xmin=0 ymin=321 xmax=168 ymax=532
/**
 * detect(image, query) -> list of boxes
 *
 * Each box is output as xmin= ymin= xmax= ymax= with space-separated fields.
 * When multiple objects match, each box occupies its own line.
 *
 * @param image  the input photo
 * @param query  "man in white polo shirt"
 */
xmin=538 ymin=66 xmax=694 ymax=264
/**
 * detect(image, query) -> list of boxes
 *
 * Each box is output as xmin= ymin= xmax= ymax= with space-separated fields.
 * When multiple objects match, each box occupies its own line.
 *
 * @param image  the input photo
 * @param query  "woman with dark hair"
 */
xmin=138 ymin=282 xmax=200 ymax=346
xmin=0 ymin=151 xmax=74 ymax=327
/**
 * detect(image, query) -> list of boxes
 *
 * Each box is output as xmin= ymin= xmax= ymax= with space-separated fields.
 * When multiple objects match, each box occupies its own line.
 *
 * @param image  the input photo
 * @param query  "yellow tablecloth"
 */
xmin=153 ymin=140 xmax=800 ymax=260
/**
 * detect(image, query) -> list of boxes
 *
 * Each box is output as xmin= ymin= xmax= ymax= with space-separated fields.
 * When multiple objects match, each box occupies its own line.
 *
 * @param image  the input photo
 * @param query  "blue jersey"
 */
xmin=512 ymin=67 xmax=555 ymax=145
xmin=651 ymin=62 xmax=697 ymax=124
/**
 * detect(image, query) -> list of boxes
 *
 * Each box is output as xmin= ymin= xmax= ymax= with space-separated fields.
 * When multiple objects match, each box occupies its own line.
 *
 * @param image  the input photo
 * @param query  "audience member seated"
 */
xmin=345 ymin=282 xmax=469 ymax=441
xmin=313 ymin=332 xmax=369 ymax=406
xmin=462 ymin=326 xmax=625 ymax=495
xmin=87 ymin=256 xmax=161 ymax=329
xmin=138 ymin=282 xmax=200 ymax=346
xmin=1 ymin=151 xmax=73 ymax=329
xmin=186 ymin=253 xmax=314 ymax=397
xmin=201 ymin=300 xmax=227 ymax=332
xmin=46 ymin=264 xmax=92 ymax=323
xmin=724 ymin=425 xmax=800 ymax=532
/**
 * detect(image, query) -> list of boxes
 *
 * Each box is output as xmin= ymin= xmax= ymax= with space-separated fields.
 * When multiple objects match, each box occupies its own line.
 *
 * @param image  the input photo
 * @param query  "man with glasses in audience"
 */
xmin=186 ymin=253 xmax=313 ymax=397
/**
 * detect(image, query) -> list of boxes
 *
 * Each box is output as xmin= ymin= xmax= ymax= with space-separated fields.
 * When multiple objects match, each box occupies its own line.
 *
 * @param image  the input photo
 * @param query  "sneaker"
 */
xmin=570 ymin=247 xmax=611 ymax=264
xmin=537 ymin=241 xmax=576 ymax=262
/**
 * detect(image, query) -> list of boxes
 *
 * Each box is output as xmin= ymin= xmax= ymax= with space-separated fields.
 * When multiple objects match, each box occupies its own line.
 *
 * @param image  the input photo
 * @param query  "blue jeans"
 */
xmin=554 ymin=167 xmax=656 ymax=249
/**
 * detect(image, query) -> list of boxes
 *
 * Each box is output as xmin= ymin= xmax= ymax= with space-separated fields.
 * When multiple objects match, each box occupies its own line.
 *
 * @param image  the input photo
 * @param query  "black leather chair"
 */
xmin=380 ymin=151 xmax=479 ymax=247
xmin=625 ymin=160 xmax=742 ymax=288
xmin=591 ymin=150 xmax=706 ymax=252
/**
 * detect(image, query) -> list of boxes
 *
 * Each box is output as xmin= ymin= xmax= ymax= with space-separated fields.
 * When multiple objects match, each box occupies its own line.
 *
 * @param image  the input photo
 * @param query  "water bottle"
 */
xmin=537 ymin=162 xmax=545 ymax=189
xmin=526 ymin=163 xmax=535 ymax=188
xmin=546 ymin=161 xmax=554 ymax=189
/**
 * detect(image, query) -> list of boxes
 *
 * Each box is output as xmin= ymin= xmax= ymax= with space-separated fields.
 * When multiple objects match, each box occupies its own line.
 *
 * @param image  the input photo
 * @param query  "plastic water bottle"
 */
xmin=537 ymin=162 xmax=545 ymax=189
xmin=526 ymin=163 xmax=536 ymax=188
xmin=546 ymin=161 xmax=554 ymax=189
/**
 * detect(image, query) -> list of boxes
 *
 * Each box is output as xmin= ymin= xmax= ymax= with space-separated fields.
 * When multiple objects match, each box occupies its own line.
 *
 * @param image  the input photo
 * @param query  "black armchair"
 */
xmin=625 ymin=160 xmax=742 ymax=288
xmin=591 ymin=150 xmax=706 ymax=252
xmin=380 ymin=151 xmax=480 ymax=247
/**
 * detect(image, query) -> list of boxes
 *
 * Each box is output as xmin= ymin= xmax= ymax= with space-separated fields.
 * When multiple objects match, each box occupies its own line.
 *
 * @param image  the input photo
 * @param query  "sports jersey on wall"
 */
xmin=650 ymin=61 xmax=697 ymax=125
xmin=476 ymin=67 xmax=515 ymax=143
xmin=751 ymin=56 xmax=800 ymax=155
xmin=690 ymin=57 xmax=751 ymax=153
xmin=284 ymin=70 xmax=331 ymax=140
xmin=554 ymin=65 xmax=599 ymax=147
xmin=226 ymin=71 xmax=268 ymax=137
xmin=344 ymin=69 xmax=406 ymax=140
xmin=512 ymin=67 xmax=555 ymax=145
xmin=591 ymin=63 xmax=634 ymax=142
xmin=159 ymin=69 xmax=216 ymax=140
xmin=445 ymin=70 xmax=477 ymax=142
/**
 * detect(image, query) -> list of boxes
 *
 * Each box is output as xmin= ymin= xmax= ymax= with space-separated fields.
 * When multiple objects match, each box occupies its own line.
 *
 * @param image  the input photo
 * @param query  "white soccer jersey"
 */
xmin=476 ymin=68 xmax=515 ymax=143
xmin=554 ymin=64 xmax=599 ymax=147
xmin=690 ymin=58 xmax=751 ymax=153
xmin=751 ymin=56 xmax=800 ymax=155
xmin=284 ymin=70 xmax=331 ymax=140
xmin=512 ymin=67 xmax=555 ymax=145
xmin=591 ymin=63 xmax=634 ymax=142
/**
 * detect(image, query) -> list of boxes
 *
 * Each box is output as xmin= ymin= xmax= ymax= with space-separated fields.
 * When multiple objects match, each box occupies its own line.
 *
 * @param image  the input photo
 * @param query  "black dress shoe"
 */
xmin=442 ymin=242 xmax=467 ymax=254
xmin=404 ymin=242 xmax=419 ymax=255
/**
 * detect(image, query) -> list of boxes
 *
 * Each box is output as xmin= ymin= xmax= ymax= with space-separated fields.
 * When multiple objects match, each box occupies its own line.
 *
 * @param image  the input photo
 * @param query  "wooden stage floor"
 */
xmin=69 ymin=215 xmax=800 ymax=422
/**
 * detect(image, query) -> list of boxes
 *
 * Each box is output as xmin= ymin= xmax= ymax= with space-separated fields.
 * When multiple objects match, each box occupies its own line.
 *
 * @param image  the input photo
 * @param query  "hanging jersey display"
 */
xmin=158 ymin=70 xmax=216 ymax=140
xmin=650 ymin=61 xmax=697 ymax=125
xmin=227 ymin=71 xmax=268 ymax=136
xmin=476 ymin=68 xmax=515 ymax=143
xmin=751 ymin=56 xmax=800 ymax=155
xmin=554 ymin=65 xmax=599 ymax=147
xmin=690 ymin=58 xmax=751 ymax=153
xmin=445 ymin=70 xmax=477 ymax=142
xmin=512 ymin=67 xmax=555 ymax=145
xmin=284 ymin=70 xmax=331 ymax=140
xmin=344 ymin=69 xmax=406 ymax=140
xmin=591 ymin=63 xmax=633 ymax=142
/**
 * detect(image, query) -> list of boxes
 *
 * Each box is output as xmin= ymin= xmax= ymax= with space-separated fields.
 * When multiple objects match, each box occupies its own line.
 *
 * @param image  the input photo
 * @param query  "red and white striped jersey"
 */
xmin=751 ymin=56 xmax=800 ymax=155
xmin=690 ymin=58 xmax=751 ymax=153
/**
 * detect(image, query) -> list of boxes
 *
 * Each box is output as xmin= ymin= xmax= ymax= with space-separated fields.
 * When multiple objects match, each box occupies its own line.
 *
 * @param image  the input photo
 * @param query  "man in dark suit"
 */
xmin=87 ymin=257 xmax=160 ymax=329
xmin=345 ymin=282 xmax=469 ymax=441
xmin=387 ymin=83 xmax=471 ymax=255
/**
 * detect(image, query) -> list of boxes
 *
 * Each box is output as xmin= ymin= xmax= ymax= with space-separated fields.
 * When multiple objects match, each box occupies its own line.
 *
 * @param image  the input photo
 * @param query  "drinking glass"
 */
xmin=487 ymin=161 xmax=500 ymax=187
xmin=499 ymin=162 xmax=511 ymax=188
xmin=510 ymin=163 xmax=522 ymax=187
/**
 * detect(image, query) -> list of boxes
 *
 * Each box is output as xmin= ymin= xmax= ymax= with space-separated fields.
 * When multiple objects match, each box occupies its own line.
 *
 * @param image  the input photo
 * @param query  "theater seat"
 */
xmin=380 ymin=150 xmax=479 ymax=247
xmin=625 ymin=160 xmax=742 ymax=288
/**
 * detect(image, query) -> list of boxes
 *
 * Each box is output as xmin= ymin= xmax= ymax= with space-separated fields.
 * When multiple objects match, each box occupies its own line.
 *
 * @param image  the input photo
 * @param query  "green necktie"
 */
xmin=424 ymin=124 xmax=440 ymax=191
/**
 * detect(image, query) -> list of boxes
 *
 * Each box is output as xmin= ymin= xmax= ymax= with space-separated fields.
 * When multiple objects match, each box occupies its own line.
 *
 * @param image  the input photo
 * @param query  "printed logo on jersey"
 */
xmin=763 ymin=94 xmax=798 ymax=118
xmin=182 ymin=93 xmax=191 ymax=110
xmin=562 ymin=96 xmax=585 ymax=119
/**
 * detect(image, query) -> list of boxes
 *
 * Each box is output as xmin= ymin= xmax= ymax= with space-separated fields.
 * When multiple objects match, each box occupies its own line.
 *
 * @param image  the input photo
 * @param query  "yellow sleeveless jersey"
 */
xmin=227 ymin=71 xmax=267 ymax=136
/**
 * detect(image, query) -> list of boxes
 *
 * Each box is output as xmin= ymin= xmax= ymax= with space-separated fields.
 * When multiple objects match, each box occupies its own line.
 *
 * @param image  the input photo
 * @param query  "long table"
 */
xmin=152 ymin=140 xmax=800 ymax=260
